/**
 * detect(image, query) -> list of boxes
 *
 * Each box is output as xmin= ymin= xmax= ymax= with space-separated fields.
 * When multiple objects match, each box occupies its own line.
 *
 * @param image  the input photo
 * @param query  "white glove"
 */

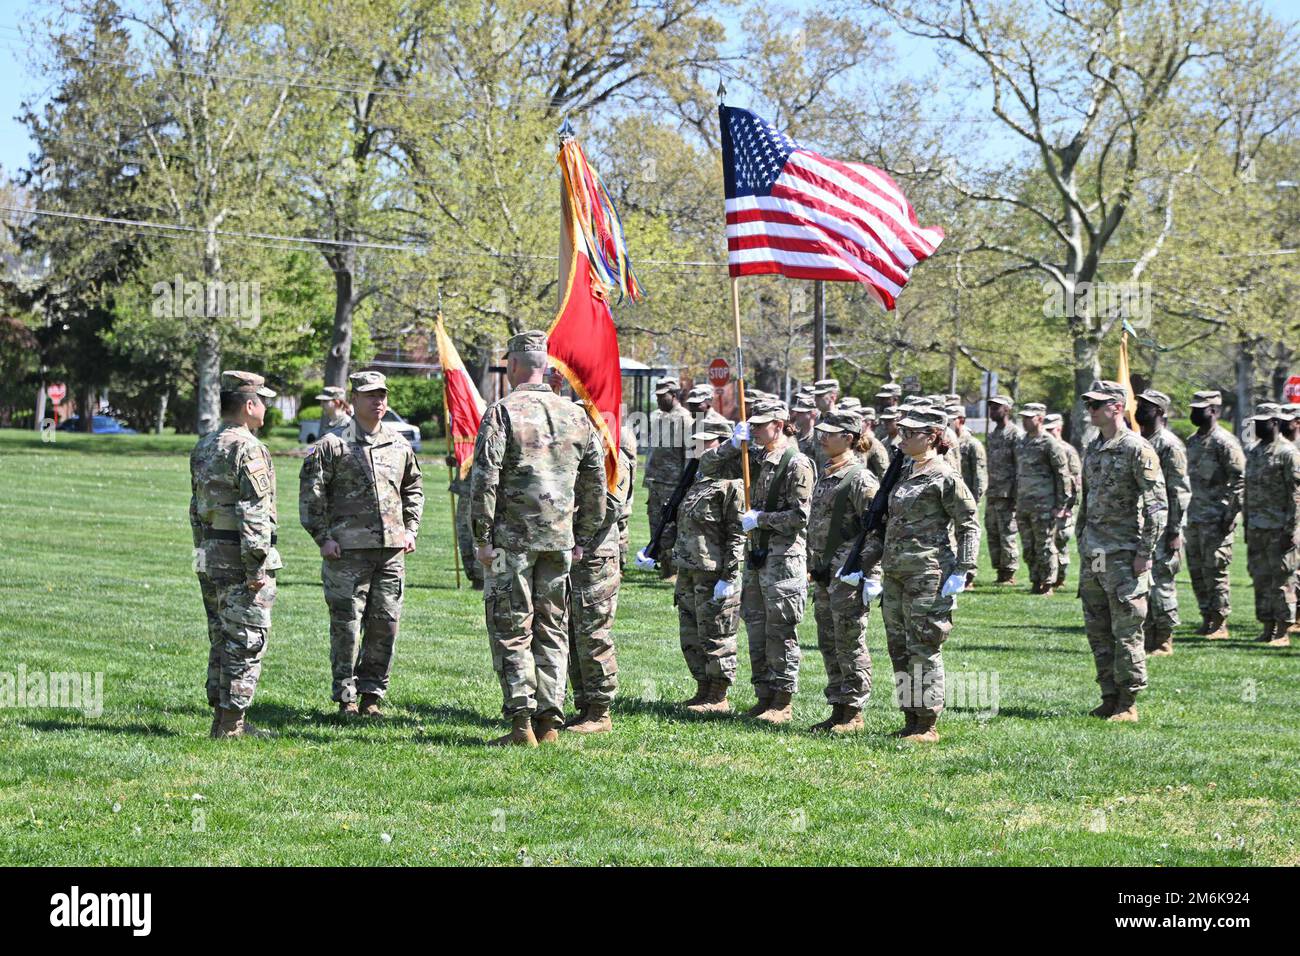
xmin=741 ymin=510 xmax=760 ymax=532
xmin=634 ymin=548 xmax=658 ymax=571
xmin=730 ymin=421 xmax=751 ymax=448
xmin=941 ymin=572 xmax=966 ymax=597
xmin=712 ymin=579 xmax=736 ymax=601
xmin=862 ymin=576 xmax=883 ymax=600
xmin=837 ymin=570 xmax=863 ymax=587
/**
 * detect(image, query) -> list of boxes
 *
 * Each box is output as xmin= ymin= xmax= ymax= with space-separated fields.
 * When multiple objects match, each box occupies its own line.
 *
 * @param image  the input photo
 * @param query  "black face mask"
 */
xmin=1256 ymin=420 xmax=1277 ymax=444
xmin=1134 ymin=404 xmax=1159 ymax=428
xmin=1190 ymin=407 xmax=1212 ymax=428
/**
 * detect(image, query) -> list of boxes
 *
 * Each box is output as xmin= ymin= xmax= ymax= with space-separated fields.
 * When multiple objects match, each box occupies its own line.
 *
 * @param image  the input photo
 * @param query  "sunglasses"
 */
xmin=1084 ymin=399 xmax=1114 ymax=410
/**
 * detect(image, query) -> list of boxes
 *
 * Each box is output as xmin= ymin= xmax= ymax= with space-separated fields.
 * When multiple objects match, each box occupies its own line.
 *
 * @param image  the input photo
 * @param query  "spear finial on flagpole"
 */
xmin=558 ymin=116 xmax=575 ymax=143
xmin=717 ymin=77 xmax=726 ymax=103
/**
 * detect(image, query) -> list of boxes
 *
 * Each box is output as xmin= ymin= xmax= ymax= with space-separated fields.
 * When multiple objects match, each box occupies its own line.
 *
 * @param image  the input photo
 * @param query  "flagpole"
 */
xmin=729 ymin=275 xmax=752 ymax=508
xmin=438 ymin=309 xmax=462 ymax=590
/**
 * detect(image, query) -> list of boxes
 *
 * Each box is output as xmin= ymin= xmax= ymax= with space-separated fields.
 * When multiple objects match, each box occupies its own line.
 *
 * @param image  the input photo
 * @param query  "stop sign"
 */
xmin=1285 ymin=376 xmax=1300 ymax=404
xmin=46 ymin=383 xmax=67 ymax=404
xmin=707 ymin=358 xmax=730 ymax=387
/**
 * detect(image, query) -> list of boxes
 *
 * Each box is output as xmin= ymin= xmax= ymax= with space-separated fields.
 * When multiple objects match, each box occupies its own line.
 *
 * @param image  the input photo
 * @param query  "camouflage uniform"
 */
xmin=858 ymin=430 xmax=891 ymax=480
xmin=645 ymin=387 xmax=694 ymax=578
xmin=1015 ymin=411 xmax=1071 ymax=591
xmin=1185 ymin=408 xmax=1245 ymax=624
xmin=1142 ymin=419 xmax=1190 ymax=638
xmin=1076 ymin=383 xmax=1167 ymax=710
xmin=1049 ymin=421 xmax=1082 ymax=585
xmin=299 ymin=382 xmax=424 ymax=704
xmin=190 ymin=373 xmax=281 ymax=716
xmin=1243 ymin=409 xmax=1300 ymax=629
xmin=451 ymin=472 xmax=482 ymax=586
xmin=471 ymin=361 xmax=606 ymax=721
xmin=957 ymin=428 xmax=988 ymax=502
xmin=618 ymin=425 xmax=637 ymax=570
xmin=986 ymin=405 xmax=1024 ymax=578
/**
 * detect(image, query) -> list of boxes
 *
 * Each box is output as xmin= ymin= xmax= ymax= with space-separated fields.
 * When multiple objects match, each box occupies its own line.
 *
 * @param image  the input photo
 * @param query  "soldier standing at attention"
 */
xmin=807 ymin=409 xmax=879 ymax=735
xmin=672 ymin=412 xmax=747 ymax=713
xmin=645 ymin=377 xmax=693 ymax=582
xmin=617 ymin=408 xmax=637 ymax=572
xmin=449 ymin=462 xmax=483 ymax=589
xmin=878 ymin=409 xmax=901 ymax=451
xmin=685 ymin=384 xmax=714 ymax=418
xmin=813 ymin=378 xmax=840 ymax=414
xmin=951 ymin=404 xmax=987 ymax=503
xmin=190 ymin=371 xmax=281 ymax=739
xmin=565 ymin=403 xmax=635 ymax=734
xmin=792 ymin=394 xmax=823 ymax=475
xmin=1184 ymin=391 xmax=1245 ymax=640
xmin=856 ymin=406 xmax=891 ymax=479
xmin=299 ymin=371 xmax=424 ymax=717
xmin=1076 ymin=381 xmax=1167 ymax=723
xmin=472 ymin=331 xmax=607 ymax=746
xmin=314 ymin=385 xmax=352 ymax=433
xmin=1015 ymin=403 xmax=1072 ymax=595
xmin=985 ymin=395 xmax=1024 ymax=585
xmin=1045 ymin=414 xmax=1081 ymax=589
xmin=1242 ymin=403 xmax=1300 ymax=648
xmin=1135 ymin=390 xmax=1191 ymax=657
xmin=874 ymin=384 xmax=902 ymax=440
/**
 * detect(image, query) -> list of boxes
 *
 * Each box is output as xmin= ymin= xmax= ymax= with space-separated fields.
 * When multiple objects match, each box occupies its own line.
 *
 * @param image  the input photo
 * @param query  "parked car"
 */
xmin=56 ymin=415 xmax=138 ymax=434
xmin=299 ymin=409 xmax=422 ymax=453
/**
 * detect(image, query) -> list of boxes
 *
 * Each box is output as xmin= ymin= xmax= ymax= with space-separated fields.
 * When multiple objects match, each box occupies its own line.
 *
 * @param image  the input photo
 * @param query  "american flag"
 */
xmin=720 ymin=105 xmax=944 ymax=310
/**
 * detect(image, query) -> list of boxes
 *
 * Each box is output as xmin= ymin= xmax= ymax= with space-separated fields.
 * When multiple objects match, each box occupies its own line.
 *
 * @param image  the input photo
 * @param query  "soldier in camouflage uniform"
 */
xmin=1135 ymin=390 xmax=1191 ymax=657
xmin=685 ymin=383 xmax=714 ymax=417
xmin=471 ymin=331 xmax=607 ymax=746
xmin=314 ymin=385 xmax=352 ymax=433
xmin=1243 ymin=402 xmax=1300 ymax=648
xmin=190 ymin=371 xmax=281 ymax=739
xmin=1045 ymin=414 xmax=1082 ymax=589
xmin=1015 ymin=403 xmax=1072 ymax=595
xmin=565 ymin=405 xmax=635 ymax=734
xmin=813 ymin=377 xmax=840 ymax=414
xmin=672 ymin=412 xmax=746 ymax=713
xmin=807 ymin=409 xmax=880 ymax=735
xmin=618 ymin=413 xmax=637 ymax=572
xmin=1076 ymin=381 xmax=1167 ymax=723
xmin=1184 ymin=390 xmax=1245 ymax=640
xmin=856 ymin=407 xmax=891 ymax=479
xmin=986 ymin=395 xmax=1024 ymax=584
xmin=874 ymin=384 xmax=901 ymax=440
xmin=645 ymin=377 xmax=693 ymax=580
xmin=792 ymin=394 xmax=822 ymax=475
xmin=951 ymin=405 xmax=987 ymax=502
xmin=856 ymin=407 xmax=980 ymax=743
xmin=449 ymin=466 xmax=483 ymax=588
xmin=878 ymin=408 xmax=901 ymax=451
xmin=299 ymin=371 xmax=424 ymax=717
xmin=713 ymin=399 xmax=815 ymax=724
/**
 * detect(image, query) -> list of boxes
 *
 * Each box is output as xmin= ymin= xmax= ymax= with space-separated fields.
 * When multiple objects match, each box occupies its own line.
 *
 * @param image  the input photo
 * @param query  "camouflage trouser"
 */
xmin=1246 ymin=532 xmax=1298 ymax=624
xmin=567 ymin=552 xmax=621 ymax=712
xmin=1185 ymin=517 xmax=1234 ymax=616
xmin=674 ymin=569 xmax=740 ymax=684
xmin=1144 ymin=538 xmax=1182 ymax=634
xmin=455 ymin=488 xmax=482 ymax=585
xmin=486 ymin=549 xmax=572 ymax=719
xmin=1078 ymin=549 xmax=1148 ymax=701
xmin=985 ymin=496 xmax=1019 ymax=574
xmin=646 ymin=482 xmax=678 ymax=577
xmin=322 ymin=548 xmax=405 ymax=703
xmin=1055 ymin=512 xmax=1077 ymax=575
xmin=741 ymin=552 xmax=807 ymax=694
xmin=199 ymin=570 xmax=275 ymax=711
xmin=1018 ymin=508 xmax=1058 ymax=589
xmin=881 ymin=567 xmax=951 ymax=718
xmin=812 ymin=575 xmax=872 ymax=709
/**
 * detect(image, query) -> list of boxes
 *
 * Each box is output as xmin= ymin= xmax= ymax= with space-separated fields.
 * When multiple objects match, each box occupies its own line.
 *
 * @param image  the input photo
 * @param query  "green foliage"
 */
xmin=382 ymin=376 xmax=444 ymax=427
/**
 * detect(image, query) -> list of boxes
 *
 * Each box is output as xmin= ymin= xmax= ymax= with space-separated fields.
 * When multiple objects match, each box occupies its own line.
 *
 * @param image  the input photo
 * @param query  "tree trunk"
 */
xmin=196 ymin=232 xmax=223 ymax=435
xmin=324 ymin=253 xmax=355 ymax=388
xmin=1235 ymin=333 xmax=1257 ymax=433
xmin=156 ymin=389 xmax=168 ymax=435
xmin=78 ymin=384 xmax=94 ymax=432
xmin=1070 ymin=329 xmax=1103 ymax=450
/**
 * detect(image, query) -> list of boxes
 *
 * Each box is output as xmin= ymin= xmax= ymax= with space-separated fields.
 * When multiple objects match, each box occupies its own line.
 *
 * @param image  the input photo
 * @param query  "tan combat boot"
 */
xmin=567 ymin=703 xmax=612 ymax=734
xmin=1204 ymin=612 xmax=1231 ymax=640
xmin=902 ymin=712 xmax=939 ymax=742
xmin=890 ymin=711 xmax=918 ymax=737
xmin=1268 ymin=624 xmax=1292 ymax=648
xmin=755 ymin=690 xmax=794 ymax=724
xmin=809 ymin=704 xmax=844 ymax=733
xmin=1089 ymin=696 xmax=1117 ymax=718
xmin=687 ymin=681 xmax=732 ymax=714
xmin=1108 ymin=695 xmax=1139 ymax=723
xmin=339 ymin=700 xmax=359 ymax=717
xmin=743 ymin=689 xmax=773 ymax=718
xmin=562 ymin=706 xmax=588 ymax=728
xmin=995 ymin=570 xmax=1016 ymax=586
xmin=830 ymin=706 xmax=865 ymax=735
xmin=1255 ymin=621 xmax=1277 ymax=643
xmin=1194 ymin=613 xmax=1211 ymax=636
xmin=214 ymin=706 xmax=244 ymax=738
xmin=1149 ymin=629 xmax=1174 ymax=657
xmin=488 ymin=713 xmax=538 ymax=747
xmin=680 ymin=680 xmax=709 ymax=708
xmin=533 ymin=714 xmax=563 ymax=744
xmin=359 ymin=693 xmax=382 ymax=717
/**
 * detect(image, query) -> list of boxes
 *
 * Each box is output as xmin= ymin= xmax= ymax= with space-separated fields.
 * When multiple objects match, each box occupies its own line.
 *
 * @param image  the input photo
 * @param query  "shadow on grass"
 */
xmin=614 ymin=694 xmax=756 ymax=725
xmin=18 ymin=718 xmax=179 ymax=737
xmin=957 ymin=642 xmax=1082 ymax=655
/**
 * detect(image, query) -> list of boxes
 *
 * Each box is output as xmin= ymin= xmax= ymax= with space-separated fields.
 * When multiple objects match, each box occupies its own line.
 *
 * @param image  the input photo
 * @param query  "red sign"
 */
xmin=46 ymin=383 xmax=67 ymax=404
xmin=707 ymin=358 xmax=730 ymax=387
xmin=1285 ymin=376 xmax=1300 ymax=404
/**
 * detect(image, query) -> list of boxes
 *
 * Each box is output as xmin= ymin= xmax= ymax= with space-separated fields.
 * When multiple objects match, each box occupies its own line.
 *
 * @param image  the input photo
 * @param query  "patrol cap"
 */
xmin=1249 ymin=402 xmax=1294 ymax=423
xmin=987 ymin=394 xmax=1015 ymax=408
xmin=860 ymin=406 xmax=878 ymax=422
xmin=837 ymin=397 xmax=863 ymax=410
xmin=945 ymin=393 xmax=961 ymax=404
xmin=685 ymin=384 xmax=713 ymax=406
xmin=812 ymin=378 xmax=840 ymax=395
xmin=898 ymin=407 xmax=948 ymax=430
xmin=1189 ymin=390 xmax=1222 ymax=409
xmin=349 ymin=370 xmax=387 ymax=393
xmin=815 ymin=408 xmax=862 ymax=434
xmin=945 ymin=404 xmax=964 ymax=419
xmin=1018 ymin=402 xmax=1048 ymax=418
xmin=1082 ymin=379 xmax=1128 ymax=403
xmin=879 ymin=409 xmax=900 ymax=422
xmin=791 ymin=395 xmax=817 ymax=413
xmin=655 ymin=377 xmax=680 ymax=394
xmin=1284 ymin=404 xmax=1300 ymax=420
xmin=1044 ymin=413 xmax=1063 ymax=428
xmin=1137 ymin=389 xmax=1172 ymax=414
xmin=746 ymin=398 xmax=789 ymax=425
xmin=874 ymin=389 xmax=900 ymax=402
xmin=315 ymin=385 xmax=346 ymax=402
xmin=692 ymin=410 xmax=733 ymax=441
xmin=220 ymin=370 xmax=275 ymax=399
xmin=506 ymin=329 xmax=548 ymax=355
xmin=879 ymin=383 xmax=903 ymax=396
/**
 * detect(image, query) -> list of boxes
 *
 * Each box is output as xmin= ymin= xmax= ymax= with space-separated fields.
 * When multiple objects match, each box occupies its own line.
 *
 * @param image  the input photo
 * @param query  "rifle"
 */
xmin=837 ymin=448 xmax=905 ymax=579
xmin=643 ymin=459 xmax=699 ymax=561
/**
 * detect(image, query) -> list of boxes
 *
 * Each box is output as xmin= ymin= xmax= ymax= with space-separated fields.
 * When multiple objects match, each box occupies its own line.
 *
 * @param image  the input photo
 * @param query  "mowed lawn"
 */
xmin=0 ymin=428 xmax=1296 ymax=866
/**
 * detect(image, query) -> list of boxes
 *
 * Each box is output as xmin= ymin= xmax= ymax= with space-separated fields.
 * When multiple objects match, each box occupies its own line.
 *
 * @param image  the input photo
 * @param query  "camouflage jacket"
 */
xmin=943 ymin=427 xmax=962 ymax=475
xmin=858 ymin=433 xmax=891 ymax=480
xmin=1146 ymin=426 xmax=1190 ymax=538
xmin=1077 ymin=428 xmax=1167 ymax=557
xmin=644 ymin=402 xmax=693 ymax=486
xmin=1244 ymin=435 xmax=1300 ymax=533
xmin=986 ymin=420 xmax=1024 ymax=500
xmin=671 ymin=455 xmax=746 ymax=578
xmin=808 ymin=455 xmax=879 ymax=573
xmin=1015 ymin=431 xmax=1071 ymax=513
xmin=299 ymin=420 xmax=423 ymax=551
xmin=470 ymin=383 xmax=606 ymax=552
xmin=710 ymin=436 xmax=814 ymax=560
xmin=618 ymin=426 xmax=637 ymax=545
xmin=862 ymin=455 xmax=979 ymax=577
xmin=957 ymin=430 xmax=988 ymax=501
xmin=584 ymin=442 xmax=635 ymax=559
xmin=1062 ymin=441 xmax=1082 ymax=508
xmin=189 ymin=423 xmax=281 ymax=577
xmin=797 ymin=431 xmax=820 ymax=477
xmin=1186 ymin=424 xmax=1245 ymax=525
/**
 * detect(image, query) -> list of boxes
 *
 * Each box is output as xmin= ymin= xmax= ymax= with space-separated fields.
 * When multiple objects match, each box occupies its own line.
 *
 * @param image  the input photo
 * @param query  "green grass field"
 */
xmin=0 ymin=427 xmax=1296 ymax=866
